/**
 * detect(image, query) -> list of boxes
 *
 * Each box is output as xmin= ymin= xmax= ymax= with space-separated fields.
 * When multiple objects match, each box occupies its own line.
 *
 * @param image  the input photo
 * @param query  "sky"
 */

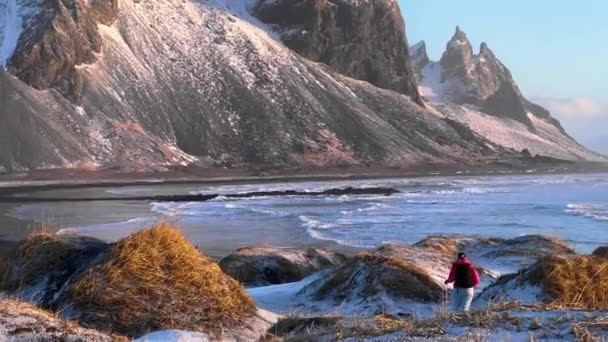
xmin=399 ymin=0 xmax=607 ymax=153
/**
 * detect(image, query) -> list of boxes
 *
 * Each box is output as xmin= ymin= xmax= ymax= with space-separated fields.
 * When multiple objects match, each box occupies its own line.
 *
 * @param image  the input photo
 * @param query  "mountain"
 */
xmin=410 ymin=27 xmax=603 ymax=162
xmin=0 ymin=0 xmax=602 ymax=173
xmin=252 ymin=0 xmax=422 ymax=104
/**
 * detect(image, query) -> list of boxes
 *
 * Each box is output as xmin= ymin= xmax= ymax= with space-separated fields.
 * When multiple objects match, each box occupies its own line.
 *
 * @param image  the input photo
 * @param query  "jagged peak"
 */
xmin=410 ymin=40 xmax=430 ymax=70
xmin=446 ymin=25 xmax=472 ymax=51
xmin=411 ymin=40 xmax=426 ymax=52
xmin=477 ymin=42 xmax=498 ymax=60
xmin=479 ymin=42 xmax=490 ymax=53
xmin=451 ymin=26 xmax=469 ymax=42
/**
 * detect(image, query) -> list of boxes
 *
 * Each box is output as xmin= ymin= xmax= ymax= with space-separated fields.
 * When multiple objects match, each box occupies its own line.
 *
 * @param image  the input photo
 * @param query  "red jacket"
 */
xmin=445 ymin=257 xmax=481 ymax=288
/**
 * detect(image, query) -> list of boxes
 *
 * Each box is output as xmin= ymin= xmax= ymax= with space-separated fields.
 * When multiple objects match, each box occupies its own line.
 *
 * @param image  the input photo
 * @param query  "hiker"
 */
xmin=444 ymin=252 xmax=480 ymax=312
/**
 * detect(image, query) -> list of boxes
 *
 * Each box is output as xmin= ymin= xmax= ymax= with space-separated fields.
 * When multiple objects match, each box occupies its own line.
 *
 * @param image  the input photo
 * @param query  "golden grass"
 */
xmin=265 ymin=316 xmax=341 ymax=339
xmin=527 ymin=255 xmax=608 ymax=309
xmin=70 ymin=222 xmax=256 ymax=337
xmin=316 ymin=253 xmax=443 ymax=302
xmin=413 ymin=236 xmax=461 ymax=256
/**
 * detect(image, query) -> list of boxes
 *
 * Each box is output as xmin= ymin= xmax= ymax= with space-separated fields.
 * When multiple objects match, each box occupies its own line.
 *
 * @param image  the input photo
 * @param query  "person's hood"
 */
xmin=454 ymin=257 xmax=471 ymax=265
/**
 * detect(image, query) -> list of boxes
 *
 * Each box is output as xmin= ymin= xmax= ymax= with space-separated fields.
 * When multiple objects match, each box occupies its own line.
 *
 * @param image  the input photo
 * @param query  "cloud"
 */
xmin=531 ymin=97 xmax=607 ymax=119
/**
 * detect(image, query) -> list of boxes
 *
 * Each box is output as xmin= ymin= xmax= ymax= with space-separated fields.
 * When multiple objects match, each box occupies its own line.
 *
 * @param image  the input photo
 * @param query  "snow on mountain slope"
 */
xmin=207 ymin=0 xmax=275 ymax=36
xmin=0 ymin=0 xmax=498 ymax=172
xmin=441 ymin=106 xmax=605 ymax=162
xmin=0 ymin=0 xmax=39 ymax=69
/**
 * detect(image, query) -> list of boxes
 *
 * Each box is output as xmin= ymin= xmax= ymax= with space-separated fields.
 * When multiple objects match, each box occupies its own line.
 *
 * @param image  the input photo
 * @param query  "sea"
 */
xmin=2 ymin=173 xmax=607 ymax=256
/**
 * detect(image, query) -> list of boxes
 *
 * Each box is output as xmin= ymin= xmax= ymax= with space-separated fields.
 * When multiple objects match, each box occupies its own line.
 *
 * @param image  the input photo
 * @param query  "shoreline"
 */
xmin=1 ymin=161 xmax=608 ymax=197
xmin=0 ymin=165 xmax=605 ymax=259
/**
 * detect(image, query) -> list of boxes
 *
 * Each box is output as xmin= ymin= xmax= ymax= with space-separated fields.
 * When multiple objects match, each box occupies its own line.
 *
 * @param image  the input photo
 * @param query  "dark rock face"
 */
xmin=253 ymin=0 xmax=422 ymax=104
xmin=219 ymin=246 xmax=347 ymax=286
xmin=592 ymin=246 xmax=608 ymax=258
xmin=483 ymin=83 xmax=532 ymax=127
xmin=410 ymin=40 xmax=429 ymax=81
xmin=7 ymin=0 xmax=119 ymax=101
xmin=0 ymin=234 xmax=109 ymax=310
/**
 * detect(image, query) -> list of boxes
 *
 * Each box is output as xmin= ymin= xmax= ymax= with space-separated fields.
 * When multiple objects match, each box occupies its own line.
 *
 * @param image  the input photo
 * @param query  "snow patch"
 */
xmin=418 ymin=62 xmax=444 ymax=101
xmin=134 ymin=330 xmax=210 ymax=342
xmin=448 ymin=106 xmax=603 ymax=161
xmin=206 ymin=0 xmax=279 ymax=39
xmin=0 ymin=0 xmax=39 ymax=68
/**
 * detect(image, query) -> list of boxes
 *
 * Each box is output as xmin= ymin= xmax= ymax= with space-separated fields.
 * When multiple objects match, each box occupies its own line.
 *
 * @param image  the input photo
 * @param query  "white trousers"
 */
xmin=452 ymin=287 xmax=474 ymax=312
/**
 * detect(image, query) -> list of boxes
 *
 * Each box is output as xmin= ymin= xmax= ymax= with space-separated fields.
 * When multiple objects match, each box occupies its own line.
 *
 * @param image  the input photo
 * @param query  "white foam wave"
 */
xmin=357 ymin=203 xmax=390 ymax=212
xmin=566 ymin=203 xmax=608 ymax=222
xmin=411 ymin=187 xmax=510 ymax=196
xmin=298 ymin=215 xmax=372 ymax=248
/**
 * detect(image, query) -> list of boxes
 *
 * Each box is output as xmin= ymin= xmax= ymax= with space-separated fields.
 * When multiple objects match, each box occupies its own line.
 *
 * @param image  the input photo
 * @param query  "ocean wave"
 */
xmin=406 ymin=187 xmax=510 ymax=196
xmin=298 ymin=215 xmax=373 ymax=248
xmin=150 ymin=202 xmax=217 ymax=217
xmin=566 ymin=203 xmax=608 ymax=222
xmin=357 ymin=203 xmax=390 ymax=212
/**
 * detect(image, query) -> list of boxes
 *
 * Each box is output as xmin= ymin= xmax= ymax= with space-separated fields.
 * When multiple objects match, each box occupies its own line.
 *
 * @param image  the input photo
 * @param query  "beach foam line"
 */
xmin=566 ymin=203 xmax=608 ymax=222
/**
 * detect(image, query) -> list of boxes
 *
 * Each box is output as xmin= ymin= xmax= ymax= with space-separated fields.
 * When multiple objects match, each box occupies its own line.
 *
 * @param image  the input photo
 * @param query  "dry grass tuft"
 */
xmin=526 ymin=255 xmax=608 ymax=309
xmin=266 ymin=316 xmax=341 ymax=339
xmin=70 ymin=222 xmax=256 ymax=337
xmin=412 ymin=236 xmax=462 ymax=256
xmin=316 ymin=253 xmax=443 ymax=302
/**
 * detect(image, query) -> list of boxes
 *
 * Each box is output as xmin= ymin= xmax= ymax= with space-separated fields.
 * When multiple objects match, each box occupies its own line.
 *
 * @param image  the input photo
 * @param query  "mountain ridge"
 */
xmin=410 ymin=26 xmax=602 ymax=162
xmin=0 ymin=0 xmax=604 ymax=173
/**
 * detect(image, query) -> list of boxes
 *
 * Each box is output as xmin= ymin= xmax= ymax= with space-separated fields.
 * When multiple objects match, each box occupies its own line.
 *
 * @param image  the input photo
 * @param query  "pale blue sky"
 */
xmin=399 ymin=0 xmax=607 ymax=153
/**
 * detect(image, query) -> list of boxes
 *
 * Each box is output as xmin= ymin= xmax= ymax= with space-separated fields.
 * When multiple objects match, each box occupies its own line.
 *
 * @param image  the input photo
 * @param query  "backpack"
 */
xmin=454 ymin=263 xmax=475 ymax=288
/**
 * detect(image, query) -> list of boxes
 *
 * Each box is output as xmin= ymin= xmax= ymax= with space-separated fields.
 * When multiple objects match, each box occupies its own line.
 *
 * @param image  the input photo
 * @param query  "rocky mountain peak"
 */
xmin=411 ymin=40 xmax=430 ymax=71
xmin=479 ymin=42 xmax=491 ymax=55
xmin=5 ymin=0 xmax=118 ymax=101
xmin=440 ymin=26 xmax=475 ymax=82
xmin=414 ymin=26 xmax=572 ymax=131
xmin=453 ymin=25 xmax=467 ymax=41
xmin=253 ymin=0 xmax=422 ymax=104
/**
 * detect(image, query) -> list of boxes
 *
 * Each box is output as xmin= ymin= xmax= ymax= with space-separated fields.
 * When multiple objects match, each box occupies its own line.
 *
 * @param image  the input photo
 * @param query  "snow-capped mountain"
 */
xmin=411 ymin=27 xmax=603 ymax=162
xmin=0 ymin=0 xmax=602 ymax=172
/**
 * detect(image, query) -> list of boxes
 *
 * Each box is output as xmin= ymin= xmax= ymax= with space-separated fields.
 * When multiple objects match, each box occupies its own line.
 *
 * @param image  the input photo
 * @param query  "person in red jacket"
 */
xmin=444 ymin=252 xmax=480 ymax=312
